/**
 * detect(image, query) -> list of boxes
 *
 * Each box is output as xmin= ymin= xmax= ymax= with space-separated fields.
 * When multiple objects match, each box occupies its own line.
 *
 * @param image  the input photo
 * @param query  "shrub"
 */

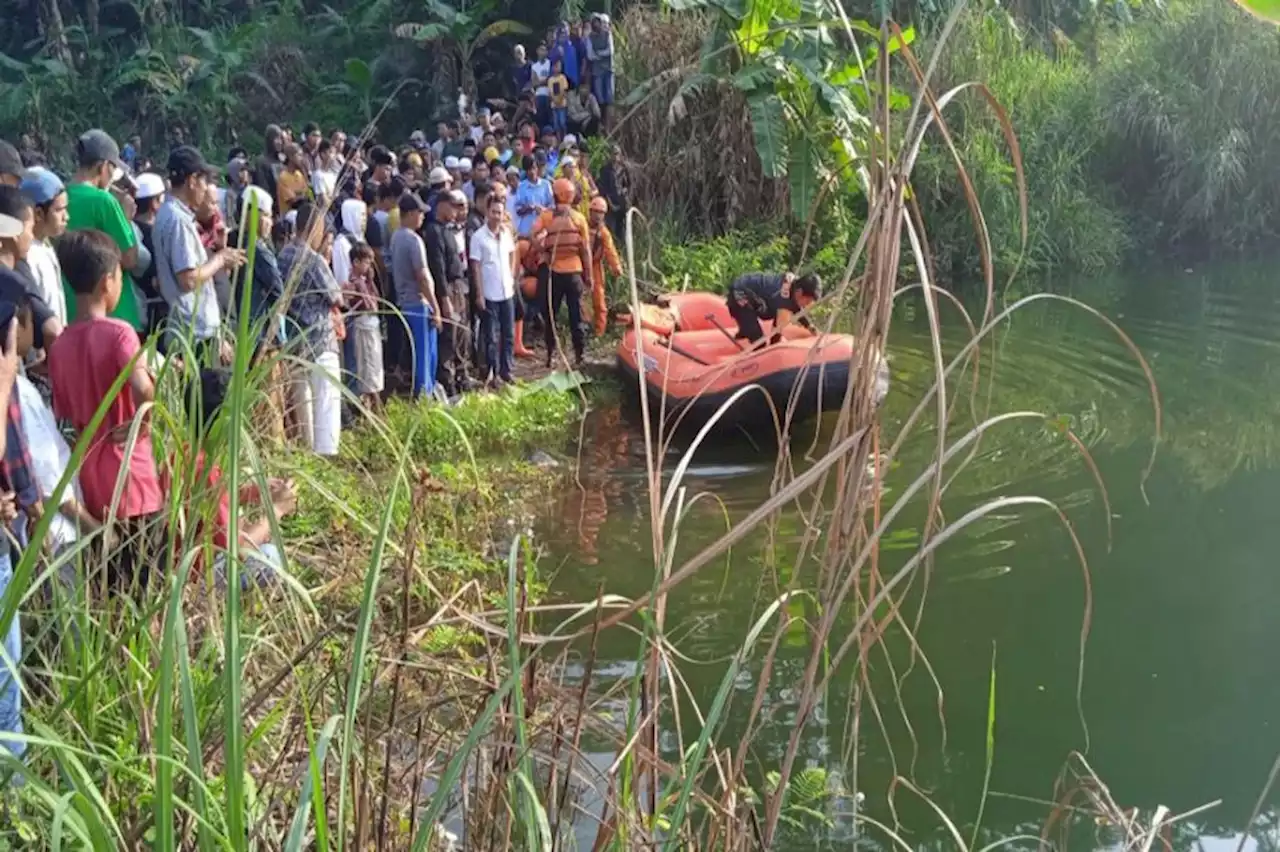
xmin=912 ymin=10 xmax=1129 ymax=282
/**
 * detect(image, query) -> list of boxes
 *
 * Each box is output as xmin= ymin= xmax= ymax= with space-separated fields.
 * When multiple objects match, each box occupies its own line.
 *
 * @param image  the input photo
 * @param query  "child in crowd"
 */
xmin=185 ymin=368 xmax=297 ymax=589
xmin=548 ymin=59 xmax=570 ymax=137
xmin=49 ymin=229 xmax=163 ymax=593
xmin=344 ymin=243 xmax=384 ymax=410
xmin=276 ymin=143 xmax=309 ymax=215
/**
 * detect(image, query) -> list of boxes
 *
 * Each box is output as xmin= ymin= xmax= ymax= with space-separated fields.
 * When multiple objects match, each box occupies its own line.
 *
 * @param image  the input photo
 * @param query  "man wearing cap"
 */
xmin=0 ymin=141 xmax=22 ymax=188
xmin=390 ymin=192 xmax=440 ymax=397
xmin=133 ymin=172 xmax=167 ymax=332
xmin=425 ymin=165 xmax=451 ymax=219
xmin=64 ymin=129 xmax=144 ymax=330
xmin=18 ymin=167 xmax=69 ymax=329
xmin=409 ymin=129 xmax=428 ymax=151
xmin=424 ymin=190 xmax=474 ymax=394
xmin=458 ymin=158 xmax=475 ymax=202
xmin=153 ymin=146 xmax=246 ymax=360
xmin=445 ymin=155 xmax=462 ymax=187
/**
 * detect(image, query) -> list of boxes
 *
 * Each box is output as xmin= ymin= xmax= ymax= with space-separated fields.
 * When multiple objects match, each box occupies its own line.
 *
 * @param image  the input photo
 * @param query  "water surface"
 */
xmin=540 ymin=262 xmax=1280 ymax=849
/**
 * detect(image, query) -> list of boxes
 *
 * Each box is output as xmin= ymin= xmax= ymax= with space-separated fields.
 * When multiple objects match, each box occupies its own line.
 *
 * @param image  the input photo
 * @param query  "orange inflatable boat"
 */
xmin=615 ymin=292 xmax=888 ymax=429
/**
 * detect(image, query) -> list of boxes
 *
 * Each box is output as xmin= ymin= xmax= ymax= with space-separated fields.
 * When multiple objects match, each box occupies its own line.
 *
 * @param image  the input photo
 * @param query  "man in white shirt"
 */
xmin=18 ymin=167 xmax=69 ymax=326
xmin=469 ymin=194 xmax=518 ymax=384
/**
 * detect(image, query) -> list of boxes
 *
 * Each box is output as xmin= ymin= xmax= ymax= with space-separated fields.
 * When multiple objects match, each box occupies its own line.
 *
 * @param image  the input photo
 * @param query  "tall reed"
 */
xmin=0 ymin=4 xmax=1185 ymax=851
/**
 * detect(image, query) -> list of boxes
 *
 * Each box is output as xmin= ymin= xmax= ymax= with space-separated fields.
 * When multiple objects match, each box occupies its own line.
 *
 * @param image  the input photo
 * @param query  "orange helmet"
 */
xmin=589 ymin=195 xmax=608 ymax=213
xmin=552 ymin=178 xmax=575 ymax=204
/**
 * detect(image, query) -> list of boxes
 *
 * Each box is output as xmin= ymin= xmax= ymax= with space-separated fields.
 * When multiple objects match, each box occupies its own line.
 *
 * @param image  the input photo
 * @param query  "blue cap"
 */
xmin=19 ymin=167 xmax=64 ymax=205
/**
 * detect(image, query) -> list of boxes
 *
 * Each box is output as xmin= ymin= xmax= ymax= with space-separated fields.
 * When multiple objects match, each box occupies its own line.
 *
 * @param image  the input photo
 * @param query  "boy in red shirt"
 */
xmin=49 ymin=229 xmax=163 ymax=592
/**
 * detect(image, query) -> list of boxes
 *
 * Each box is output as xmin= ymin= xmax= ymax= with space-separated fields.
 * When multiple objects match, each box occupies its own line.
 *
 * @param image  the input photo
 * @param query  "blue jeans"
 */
xmin=592 ymin=72 xmax=614 ymax=106
xmin=0 ymin=549 xmax=23 ymax=761
xmin=484 ymin=297 xmax=516 ymax=382
xmin=553 ymin=107 xmax=568 ymax=135
xmin=403 ymin=303 xmax=437 ymax=398
xmin=536 ymin=95 xmax=551 ymax=128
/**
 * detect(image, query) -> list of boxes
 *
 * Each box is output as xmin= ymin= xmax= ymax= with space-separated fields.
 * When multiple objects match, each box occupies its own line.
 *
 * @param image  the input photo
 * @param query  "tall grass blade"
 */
xmin=336 ymin=426 xmax=415 ymax=850
xmin=969 ymin=643 xmax=997 ymax=849
xmin=286 ymin=714 xmax=342 ymax=852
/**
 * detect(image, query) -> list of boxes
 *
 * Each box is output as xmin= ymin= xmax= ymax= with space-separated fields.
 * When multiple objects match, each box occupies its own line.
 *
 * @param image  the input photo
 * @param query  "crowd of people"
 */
xmin=0 ymin=16 xmax=630 ymax=755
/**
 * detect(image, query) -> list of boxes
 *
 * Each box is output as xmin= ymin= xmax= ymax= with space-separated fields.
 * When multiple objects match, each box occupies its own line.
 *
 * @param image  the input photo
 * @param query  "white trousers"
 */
xmin=291 ymin=350 xmax=342 ymax=456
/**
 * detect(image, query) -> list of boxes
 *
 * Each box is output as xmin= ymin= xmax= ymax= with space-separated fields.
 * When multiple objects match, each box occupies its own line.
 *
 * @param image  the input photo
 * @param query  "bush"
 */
xmin=1096 ymin=0 xmax=1280 ymax=253
xmin=912 ymin=10 xmax=1129 ymax=282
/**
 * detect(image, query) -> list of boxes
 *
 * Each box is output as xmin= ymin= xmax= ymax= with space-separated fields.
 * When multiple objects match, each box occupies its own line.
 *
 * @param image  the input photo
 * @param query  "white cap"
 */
xmin=134 ymin=172 xmax=166 ymax=200
xmin=458 ymin=157 xmax=472 ymax=172
xmin=444 ymin=155 xmax=460 ymax=169
xmin=563 ymin=134 xmax=578 ymax=147
xmin=242 ymin=185 xmax=273 ymax=215
xmin=428 ymin=166 xmax=451 ymax=186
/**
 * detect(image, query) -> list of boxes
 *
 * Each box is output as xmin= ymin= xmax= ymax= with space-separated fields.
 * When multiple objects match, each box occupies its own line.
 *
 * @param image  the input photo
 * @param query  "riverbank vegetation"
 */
xmin=618 ymin=0 xmax=1280 ymax=288
xmin=2 ymin=0 xmax=1278 ymax=287
xmin=0 ymin=0 xmax=1268 ymax=846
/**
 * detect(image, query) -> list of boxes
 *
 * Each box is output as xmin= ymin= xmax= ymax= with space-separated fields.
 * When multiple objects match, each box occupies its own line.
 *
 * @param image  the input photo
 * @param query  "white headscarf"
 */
xmin=340 ymin=198 xmax=367 ymax=237
xmin=332 ymin=198 xmax=368 ymax=285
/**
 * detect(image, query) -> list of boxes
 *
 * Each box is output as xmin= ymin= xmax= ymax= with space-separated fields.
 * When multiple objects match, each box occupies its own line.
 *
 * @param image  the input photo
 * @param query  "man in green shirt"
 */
xmin=63 ymin=129 xmax=144 ymax=330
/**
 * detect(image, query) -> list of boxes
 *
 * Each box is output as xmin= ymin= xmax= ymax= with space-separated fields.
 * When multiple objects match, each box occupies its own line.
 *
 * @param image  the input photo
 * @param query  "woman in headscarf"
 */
xmin=332 ymin=196 xmax=369 ymax=393
xmin=255 ymin=124 xmax=286 ymax=201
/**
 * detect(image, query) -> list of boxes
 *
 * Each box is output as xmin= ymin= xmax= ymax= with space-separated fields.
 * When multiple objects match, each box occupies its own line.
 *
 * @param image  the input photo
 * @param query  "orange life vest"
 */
xmin=543 ymin=209 xmax=586 ymax=269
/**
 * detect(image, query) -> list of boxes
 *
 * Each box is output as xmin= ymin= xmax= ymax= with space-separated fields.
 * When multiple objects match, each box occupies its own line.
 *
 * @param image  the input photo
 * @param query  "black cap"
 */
xmin=76 ymin=129 xmax=125 ymax=170
xmin=0 ymin=141 xmax=21 ymax=180
xmin=398 ymin=192 xmax=426 ymax=214
xmin=167 ymin=145 xmax=217 ymax=183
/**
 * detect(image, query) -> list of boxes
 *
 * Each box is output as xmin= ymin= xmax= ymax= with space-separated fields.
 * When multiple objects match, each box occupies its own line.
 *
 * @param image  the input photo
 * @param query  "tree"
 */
xmin=394 ymin=0 xmax=531 ymax=105
xmin=638 ymin=0 xmax=913 ymax=222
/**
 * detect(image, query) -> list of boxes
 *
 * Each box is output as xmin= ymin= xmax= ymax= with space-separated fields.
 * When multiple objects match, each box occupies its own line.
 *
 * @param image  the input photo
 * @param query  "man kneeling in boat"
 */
xmin=726 ymin=272 xmax=821 ymax=345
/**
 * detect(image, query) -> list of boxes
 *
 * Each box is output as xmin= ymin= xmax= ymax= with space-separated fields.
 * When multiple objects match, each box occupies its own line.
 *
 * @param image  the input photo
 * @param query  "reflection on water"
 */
xmin=539 ymin=261 xmax=1280 ymax=849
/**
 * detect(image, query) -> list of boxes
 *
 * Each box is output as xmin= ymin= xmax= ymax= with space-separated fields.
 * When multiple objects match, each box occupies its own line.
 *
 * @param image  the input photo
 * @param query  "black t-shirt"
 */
xmin=4 ymin=263 xmax=54 ymax=348
xmin=134 ymin=219 xmax=159 ymax=300
xmin=727 ymin=272 xmax=798 ymax=320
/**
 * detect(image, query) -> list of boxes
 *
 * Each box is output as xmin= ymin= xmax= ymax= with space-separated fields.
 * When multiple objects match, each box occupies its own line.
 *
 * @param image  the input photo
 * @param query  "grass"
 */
xmin=3 ymin=5 xmax=1244 ymax=851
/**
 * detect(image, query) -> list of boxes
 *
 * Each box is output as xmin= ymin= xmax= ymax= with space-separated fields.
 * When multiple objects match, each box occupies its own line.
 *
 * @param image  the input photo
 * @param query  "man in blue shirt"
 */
xmin=512 ymin=154 xmax=553 ymax=238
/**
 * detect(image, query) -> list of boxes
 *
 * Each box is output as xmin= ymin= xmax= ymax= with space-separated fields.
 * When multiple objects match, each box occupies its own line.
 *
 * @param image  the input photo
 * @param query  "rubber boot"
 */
xmin=514 ymin=319 xmax=535 ymax=359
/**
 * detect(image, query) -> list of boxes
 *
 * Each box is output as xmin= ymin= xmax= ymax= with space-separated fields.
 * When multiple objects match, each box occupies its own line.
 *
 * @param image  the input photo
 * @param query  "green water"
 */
xmin=541 ymin=262 xmax=1280 ymax=849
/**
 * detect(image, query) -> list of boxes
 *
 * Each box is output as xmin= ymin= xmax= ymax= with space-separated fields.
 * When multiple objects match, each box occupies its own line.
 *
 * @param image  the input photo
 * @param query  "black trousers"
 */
xmin=544 ymin=270 xmax=586 ymax=362
xmin=726 ymin=293 xmax=766 ymax=344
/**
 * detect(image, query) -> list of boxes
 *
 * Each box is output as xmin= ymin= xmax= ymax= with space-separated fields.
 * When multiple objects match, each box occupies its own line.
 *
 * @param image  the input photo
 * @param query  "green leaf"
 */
xmin=788 ymin=133 xmax=817 ymax=220
xmin=731 ymin=63 xmax=777 ymax=92
xmin=0 ymin=51 xmax=29 ymax=74
xmin=394 ymin=21 xmax=449 ymax=42
xmin=471 ymin=19 xmax=533 ymax=53
xmin=344 ymin=57 xmax=372 ymax=90
xmin=747 ymin=92 xmax=788 ymax=178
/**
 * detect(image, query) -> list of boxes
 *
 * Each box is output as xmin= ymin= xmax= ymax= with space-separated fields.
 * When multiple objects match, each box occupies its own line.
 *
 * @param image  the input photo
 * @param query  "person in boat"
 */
xmin=725 ymin=271 xmax=820 ymax=345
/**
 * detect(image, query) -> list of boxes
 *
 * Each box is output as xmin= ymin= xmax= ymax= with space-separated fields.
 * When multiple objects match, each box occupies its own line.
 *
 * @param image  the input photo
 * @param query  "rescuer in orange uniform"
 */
xmin=586 ymin=195 xmax=622 ymax=336
xmin=533 ymin=178 xmax=592 ymax=366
